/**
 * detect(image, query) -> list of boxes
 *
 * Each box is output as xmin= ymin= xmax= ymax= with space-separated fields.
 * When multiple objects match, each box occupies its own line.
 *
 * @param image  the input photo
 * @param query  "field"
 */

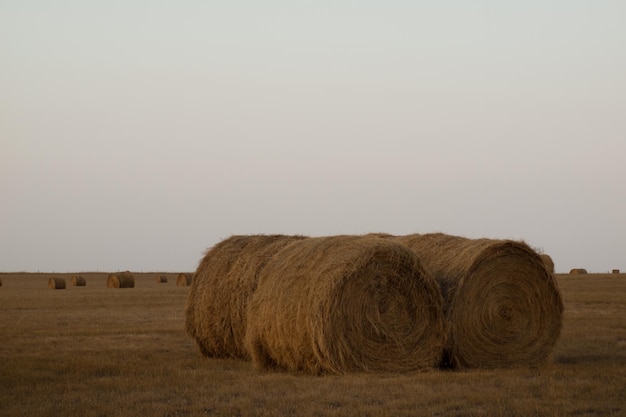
xmin=1 ymin=272 xmax=624 ymax=417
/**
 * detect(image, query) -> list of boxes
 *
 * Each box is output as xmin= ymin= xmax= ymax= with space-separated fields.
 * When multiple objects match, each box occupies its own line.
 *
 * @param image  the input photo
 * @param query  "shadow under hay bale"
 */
xmin=540 ymin=254 xmax=555 ymax=274
xmin=48 ymin=277 xmax=66 ymax=290
xmin=186 ymin=234 xmax=308 ymax=360
xmin=176 ymin=273 xmax=192 ymax=287
xmin=71 ymin=275 xmax=86 ymax=286
xmin=395 ymin=233 xmax=563 ymax=369
xmin=570 ymin=268 xmax=588 ymax=275
xmin=107 ymin=271 xmax=135 ymax=288
xmin=155 ymin=275 xmax=168 ymax=283
xmin=245 ymin=235 xmax=446 ymax=374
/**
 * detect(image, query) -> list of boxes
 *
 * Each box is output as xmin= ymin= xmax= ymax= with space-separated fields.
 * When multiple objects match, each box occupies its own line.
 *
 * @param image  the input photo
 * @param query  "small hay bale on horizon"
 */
xmin=176 ymin=273 xmax=192 ymax=287
xmin=48 ymin=277 xmax=66 ymax=290
xmin=107 ymin=271 xmax=135 ymax=288
xmin=540 ymin=254 xmax=555 ymax=274
xmin=612 ymin=269 xmax=620 ymax=274
xmin=569 ymin=268 xmax=588 ymax=275
xmin=155 ymin=275 xmax=168 ymax=283
xmin=71 ymin=275 xmax=86 ymax=286
xmin=395 ymin=233 xmax=563 ymax=370
xmin=245 ymin=235 xmax=446 ymax=374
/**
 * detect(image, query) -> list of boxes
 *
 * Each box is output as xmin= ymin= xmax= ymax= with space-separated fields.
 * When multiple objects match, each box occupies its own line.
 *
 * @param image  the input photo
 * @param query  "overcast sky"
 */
xmin=2 ymin=1 xmax=625 ymax=273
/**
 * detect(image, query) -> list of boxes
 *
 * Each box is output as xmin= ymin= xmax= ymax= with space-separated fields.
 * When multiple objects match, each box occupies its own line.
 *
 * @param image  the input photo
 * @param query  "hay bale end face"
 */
xmin=245 ymin=235 xmax=446 ymax=374
xmin=107 ymin=271 xmax=135 ymax=288
xmin=186 ymin=234 xmax=307 ymax=360
xmin=155 ymin=275 xmax=168 ymax=283
xmin=569 ymin=268 xmax=588 ymax=275
xmin=71 ymin=275 xmax=86 ymax=286
xmin=48 ymin=277 xmax=66 ymax=290
xmin=176 ymin=273 xmax=192 ymax=287
xmin=395 ymin=233 xmax=563 ymax=369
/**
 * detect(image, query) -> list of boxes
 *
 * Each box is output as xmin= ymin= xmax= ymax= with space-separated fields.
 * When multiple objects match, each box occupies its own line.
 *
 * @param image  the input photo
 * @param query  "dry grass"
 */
xmin=0 ymin=272 xmax=624 ymax=417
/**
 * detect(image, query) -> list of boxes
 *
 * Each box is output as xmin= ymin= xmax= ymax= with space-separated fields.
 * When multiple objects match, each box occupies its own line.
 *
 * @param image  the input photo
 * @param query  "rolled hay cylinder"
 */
xmin=71 ymin=275 xmax=86 ymax=286
xmin=0 ymin=277 xmax=2 ymax=287
xmin=395 ymin=233 xmax=563 ymax=369
xmin=48 ymin=277 xmax=66 ymax=290
xmin=155 ymin=275 xmax=168 ymax=284
xmin=176 ymin=273 xmax=192 ymax=287
xmin=613 ymin=269 xmax=620 ymax=274
xmin=186 ymin=234 xmax=308 ymax=360
xmin=569 ymin=268 xmax=588 ymax=275
xmin=107 ymin=271 xmax=135 ymax=288
xmin=540 ymin=254 xmax=555 ymax=274
xmin=245 ymin=235 xmax=446 ymax=374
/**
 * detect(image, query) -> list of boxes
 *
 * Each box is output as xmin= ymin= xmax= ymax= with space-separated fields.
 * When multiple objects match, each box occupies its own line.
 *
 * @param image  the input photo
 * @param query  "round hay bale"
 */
xmin=71 ymin=275 xmax=86 ymax=286
xmin=0 ymin=277 xmax=3 ymax=287
xmin=176 ymin=273 xmax=192 ymax=287
xmin=245 ymin=235 xmax=446 ymax=374
xmin=186 ymin=234 xmax=308 ymax=360
xmin=540 ymin=254 xmax=555 ymax=274
xmin=48 ymin=277 xmax=66 ymax=290
xmin=569 ymin=268 xmax=588 ymax=275
xmin=395 ymin=233 xmax=563 ymax=369
xmin=107 ymin=271 xmax=135 ymax=288
xmin=155 ymin=275 xmax=168 ymax=284
xmin=612 ymin=269 xmax=620 ymax=274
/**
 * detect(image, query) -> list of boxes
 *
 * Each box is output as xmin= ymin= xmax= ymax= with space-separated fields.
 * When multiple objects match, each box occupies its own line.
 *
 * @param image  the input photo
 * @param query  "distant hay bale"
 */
xmin=395 ymin=233 xmax=563 ymax=369
xmin=71 ymin=275 xmax=86 ymax=286
xmin=612 ymin=269 xmax=620 ymax=274
xmin=186 ymin=234 xmax=308 ymax=360
xmin=569 ymin=268 xmax=588 ymax=275
xmin=155 ymin=275 xmax=168 ymax=283
xmin=540 ymin=254 xmax=555 ymax=274
xmin=107 ymin=271 xmax=135 ymax=288
xmin=48 ymin=277 xmax=66 ymax=290
xmin=176 ymin=273 xmax=192 ymax=287
xmin=0 ymin=277 xmax=2 ymax=287
xmin=245 ymin=235 xmax=446 ymax=374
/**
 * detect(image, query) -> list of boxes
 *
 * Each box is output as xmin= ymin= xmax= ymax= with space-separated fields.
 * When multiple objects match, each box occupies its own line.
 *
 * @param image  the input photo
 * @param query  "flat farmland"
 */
xmin=0 ymin=272 xmax=624 ymax=417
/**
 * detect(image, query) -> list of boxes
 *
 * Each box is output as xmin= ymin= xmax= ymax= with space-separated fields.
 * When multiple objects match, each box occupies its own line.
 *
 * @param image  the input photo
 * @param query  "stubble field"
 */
xmin=0 ymin=272 xmax=624 ymax=417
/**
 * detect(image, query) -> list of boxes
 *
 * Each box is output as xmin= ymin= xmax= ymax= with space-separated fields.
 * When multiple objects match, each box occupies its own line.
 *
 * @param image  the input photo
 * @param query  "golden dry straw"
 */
xmin=155 ymin=275 xmax=168 ymax=283
xmin=395 ymin=233 xmax=563 ymax=369
xmin=176 ymin=273 xmax=192 ymax=287
xmin=540 ymin=254 xmax=555 ymax=274
xmin=569 ymin=268 xmax=588 ymax=275
xmin=245 ymin=235 xmax=445 ymax=374
xmin=186 ymin=234 xmax=307 ymax=360
xmin=48 ymin=277 xmax=66 ymax=290
xmin=107 ymin=271 xmax=135 ymax=288
xmin=71 ymin=275 xmax=86 ymax=286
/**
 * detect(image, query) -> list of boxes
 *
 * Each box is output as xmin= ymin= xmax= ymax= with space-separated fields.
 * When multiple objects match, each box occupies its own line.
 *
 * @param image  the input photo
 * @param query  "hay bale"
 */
xmin=176 ymin=273 xmax=192 ymax=287
xmin=186 ymin=234 xmax=308 ymax=360
xmin=612 ymin=269 xmax=620 ymax=274
xmin=155 ymin=275 xmax=168 ymax=283
xmin=569 ymin=268 xmax=588 ymax=275
xmin=245 ymin=235 xmax=445 ymax=374
xmin=71 ymin=275 xmax=86 ymax=286
xmin=540 ymin=254 xmax=555 ymax=274
xmin=107 ymin=271 xmax=135 ymax=288
xmin=48 ymin=277 xmax=66 ymax=290
xmin=395 ymin=233 xmax=563 ymax=369
xmin=0 ymin=277 xmax=2 ymax=287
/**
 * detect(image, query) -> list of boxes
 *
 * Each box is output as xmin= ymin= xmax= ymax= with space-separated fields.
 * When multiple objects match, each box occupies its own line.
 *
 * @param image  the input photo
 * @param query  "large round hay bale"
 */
xmin=48 ymin=277 xmax=66 ymax=290
xmin=540 ymin=254 xmax=555 ymax=274
xmin=186 ymin=234 xmax=308 ymax=360
xmin=245 ymin=235 xmax=446 ymax=374
xmin=176 ymin=273 xmax=192 ymax=287
xmin=395 ymin=233 xmax=563 ymax=369
xmin=155 ymin=275 xmax=168 ymax=283
xmin=107 ymin=271 xmax=135 ymax=288
xmin=569 ymin=268 xmax=588 ymax=275
xmin=71 ymin=275 xmax=86 ymax=286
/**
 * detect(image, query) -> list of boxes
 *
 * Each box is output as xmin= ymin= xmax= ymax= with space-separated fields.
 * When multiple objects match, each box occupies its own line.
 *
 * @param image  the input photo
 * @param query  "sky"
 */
xmin=2 ymin=1 xmax=625 ymax=273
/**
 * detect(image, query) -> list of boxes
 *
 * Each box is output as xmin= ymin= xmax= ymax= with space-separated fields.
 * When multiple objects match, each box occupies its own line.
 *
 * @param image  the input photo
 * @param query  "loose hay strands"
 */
xmin=540 ymin=254 xmax=555 ymax=274
xmin=71 ymin=275 xmax=86 ymax=286
xmin=176 ymin=273 xmax=192 ymax=287
xmin=107 ymin=271 xmax=135 ymax=288
xmin=186 ymin=234 xmax=307 ymax=360
xmin=245 ymin=235 xmax=445 ymax=374
xmin=395 ymin=233 xmax=563 ymax=369
xmin=155 ymin=275 xmax=168 ymax=283
xmin=48 ymin=277 xmax=66 ymax=290
xmin=570 ymin=268 xmax=588 ymax=275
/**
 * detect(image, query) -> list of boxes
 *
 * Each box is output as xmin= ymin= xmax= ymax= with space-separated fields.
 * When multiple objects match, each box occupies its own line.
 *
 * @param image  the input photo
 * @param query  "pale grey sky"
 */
xmin=2 ymin=1 xmax=625 ymax=273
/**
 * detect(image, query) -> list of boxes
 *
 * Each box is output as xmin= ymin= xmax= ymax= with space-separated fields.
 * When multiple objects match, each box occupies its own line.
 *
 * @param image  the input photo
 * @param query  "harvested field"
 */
xmin=0 ymin=272 xmax=624 ymax=416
